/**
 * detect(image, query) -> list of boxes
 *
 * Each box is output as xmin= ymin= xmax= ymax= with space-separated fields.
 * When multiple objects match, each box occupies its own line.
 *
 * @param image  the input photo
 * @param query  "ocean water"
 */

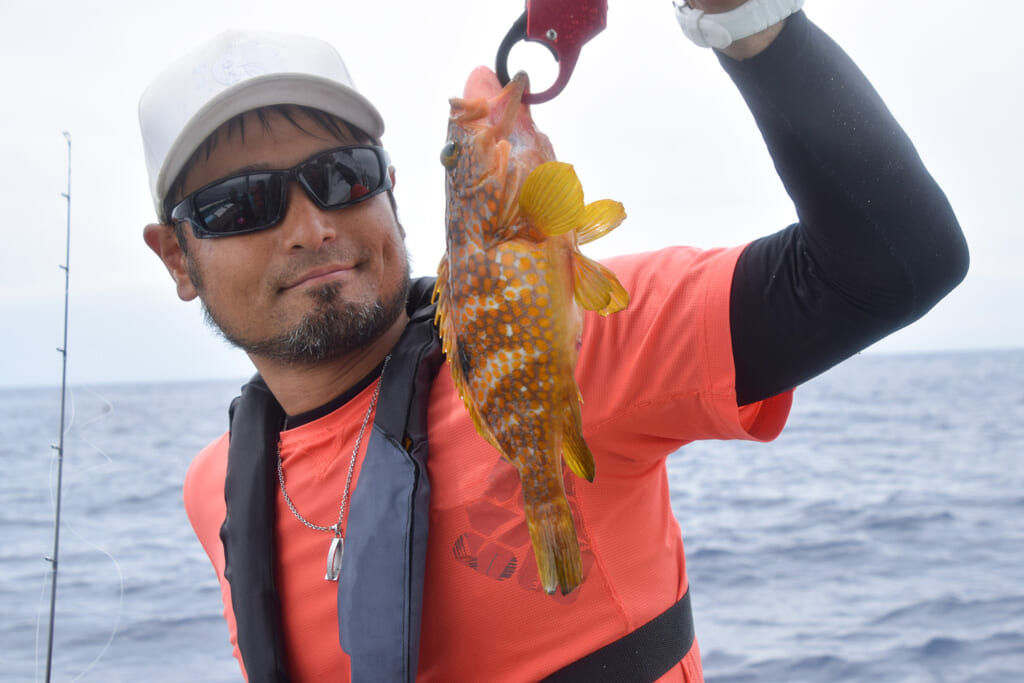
xmin=3 ymin=350 xmax=1023 ymax=682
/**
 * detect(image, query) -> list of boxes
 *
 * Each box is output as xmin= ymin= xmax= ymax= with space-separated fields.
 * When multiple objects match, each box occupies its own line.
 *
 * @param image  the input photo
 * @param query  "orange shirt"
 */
xmin=184 ymin=246 xmax=793 ymax=682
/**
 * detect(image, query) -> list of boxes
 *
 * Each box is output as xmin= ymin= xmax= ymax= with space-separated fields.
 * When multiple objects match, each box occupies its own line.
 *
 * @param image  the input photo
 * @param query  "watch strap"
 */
xmin=673 ymin=0 xmax=805 ymax=49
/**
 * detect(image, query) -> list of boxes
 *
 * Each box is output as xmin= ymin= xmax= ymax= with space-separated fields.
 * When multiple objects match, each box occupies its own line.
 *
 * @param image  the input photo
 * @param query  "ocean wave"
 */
xmin=7 ymin=350 xmax=1024 ymax=681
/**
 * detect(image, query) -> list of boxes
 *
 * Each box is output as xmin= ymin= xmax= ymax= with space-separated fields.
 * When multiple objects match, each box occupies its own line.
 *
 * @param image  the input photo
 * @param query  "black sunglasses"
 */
xmin=169 ymin=145 xmax=392 ymax=238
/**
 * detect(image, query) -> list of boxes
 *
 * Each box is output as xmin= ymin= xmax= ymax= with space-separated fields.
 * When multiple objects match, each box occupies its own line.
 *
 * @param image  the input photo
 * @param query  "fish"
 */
xmin=433 ymin=67 xmax=629 ymax=595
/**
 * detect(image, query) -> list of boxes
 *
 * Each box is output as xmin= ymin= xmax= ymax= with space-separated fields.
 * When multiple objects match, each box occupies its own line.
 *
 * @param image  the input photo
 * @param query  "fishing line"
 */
xmin=34 ymin=383 xmax=125 ymax=682
xmin=61 ymin=386 xmax=116 ymax=475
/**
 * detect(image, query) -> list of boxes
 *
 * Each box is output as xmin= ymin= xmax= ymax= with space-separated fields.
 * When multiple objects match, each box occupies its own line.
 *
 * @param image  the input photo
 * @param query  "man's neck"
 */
xmin=252 ymin=310 xmax=409 ymax=416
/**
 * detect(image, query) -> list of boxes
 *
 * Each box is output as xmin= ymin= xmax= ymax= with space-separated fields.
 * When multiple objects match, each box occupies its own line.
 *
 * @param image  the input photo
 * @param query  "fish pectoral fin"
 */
xmin=519 ymin=161 xmax=584 ymax=237
xmin=572 ymin=253 xmax=630 ymax=316
xmin=576 ymin=199 xmax=626 ymax=246
xmin=562 ymin=399 xmax=595 ymax=482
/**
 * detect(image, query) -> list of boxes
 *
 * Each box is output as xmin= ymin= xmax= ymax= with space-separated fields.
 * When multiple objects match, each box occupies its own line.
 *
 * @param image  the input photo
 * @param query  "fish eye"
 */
xmin=440 ymin=141 xmax=459 ymax=168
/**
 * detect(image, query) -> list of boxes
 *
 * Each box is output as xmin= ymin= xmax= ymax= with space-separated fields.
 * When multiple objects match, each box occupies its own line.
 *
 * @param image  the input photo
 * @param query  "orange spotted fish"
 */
xmin=433 ymin=67 xmax=629 ymax=595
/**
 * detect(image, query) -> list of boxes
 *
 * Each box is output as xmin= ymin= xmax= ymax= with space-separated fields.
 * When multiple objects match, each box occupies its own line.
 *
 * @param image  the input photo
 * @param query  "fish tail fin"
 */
xmin=524 ymin=497 xmax=582 ymax=595
xmin=572 ymin=253 xmax=630 ymax=316
xmin=576 ymin=199 xmax=627 ymax=245
xmin=562 ymin=399 xmax=595 ymax=482
xmin=519 ymin=161 xmax=584 ymax=237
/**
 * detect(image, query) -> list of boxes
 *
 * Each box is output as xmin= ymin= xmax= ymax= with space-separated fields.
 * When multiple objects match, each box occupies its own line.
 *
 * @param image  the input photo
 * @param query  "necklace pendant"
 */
xmin=325 ymin=536 xmax=344 ymax=581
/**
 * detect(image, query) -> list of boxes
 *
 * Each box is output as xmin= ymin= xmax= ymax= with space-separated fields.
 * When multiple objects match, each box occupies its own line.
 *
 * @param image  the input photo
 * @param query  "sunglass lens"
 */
xmin=301 ymin=147 xmax=384 ymax=208
xmin=195 ymin=173 xmax=284 ymax=234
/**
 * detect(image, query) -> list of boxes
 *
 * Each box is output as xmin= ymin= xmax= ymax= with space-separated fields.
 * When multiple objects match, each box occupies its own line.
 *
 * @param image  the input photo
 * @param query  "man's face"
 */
xmin=170 ymin=109 xmax=410 ymax=364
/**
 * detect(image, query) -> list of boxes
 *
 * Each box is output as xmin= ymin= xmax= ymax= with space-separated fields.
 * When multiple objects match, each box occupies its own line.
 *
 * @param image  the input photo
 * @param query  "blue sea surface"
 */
xmin=3 ymin=350 xmax=1023 ymax=682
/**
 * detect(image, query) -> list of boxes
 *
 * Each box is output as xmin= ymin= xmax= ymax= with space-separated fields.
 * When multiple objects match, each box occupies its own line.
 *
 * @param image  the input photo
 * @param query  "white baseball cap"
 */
xmin=139 ymin=29 xmax=385 ymax=221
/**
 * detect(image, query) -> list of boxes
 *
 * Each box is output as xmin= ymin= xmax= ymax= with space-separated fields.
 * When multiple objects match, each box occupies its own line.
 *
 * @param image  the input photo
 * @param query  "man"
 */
xmin=140 ymin=2 xmax=967 ymax=681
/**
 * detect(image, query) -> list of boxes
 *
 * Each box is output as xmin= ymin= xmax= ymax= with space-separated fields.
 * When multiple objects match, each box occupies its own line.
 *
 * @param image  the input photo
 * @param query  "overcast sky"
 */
xmin=1 ymin=0 xmax=1020 ymax=388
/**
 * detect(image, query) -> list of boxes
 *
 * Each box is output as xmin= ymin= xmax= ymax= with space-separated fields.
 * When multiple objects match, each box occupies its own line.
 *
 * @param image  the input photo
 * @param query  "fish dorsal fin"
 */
xmin=573 ymin=254 xmax=630 ymax=316
xmin=432 ymin=255 xmax=454 ymax=358
xmin=576 ymin=199 xmax=626 ymax=246
xmin=519 ymin=161 xmax=584 ymax=237
xmin=431 ymin=254 xmax=447 ymax=305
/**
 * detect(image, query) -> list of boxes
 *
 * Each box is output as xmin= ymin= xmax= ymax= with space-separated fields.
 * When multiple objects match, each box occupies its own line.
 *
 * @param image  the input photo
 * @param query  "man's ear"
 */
xmin=143 ymin=223 xmax=199 ymax=301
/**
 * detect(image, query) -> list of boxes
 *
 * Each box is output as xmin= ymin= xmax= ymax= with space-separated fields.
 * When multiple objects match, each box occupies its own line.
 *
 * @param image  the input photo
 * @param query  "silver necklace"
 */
xmin=277 ymin=354 xmax=390 ymax=581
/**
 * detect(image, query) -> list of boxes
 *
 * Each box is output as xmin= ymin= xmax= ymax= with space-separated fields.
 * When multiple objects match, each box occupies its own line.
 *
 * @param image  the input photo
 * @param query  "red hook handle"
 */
xmin=496 ymin=0 xmax=608 ymax=104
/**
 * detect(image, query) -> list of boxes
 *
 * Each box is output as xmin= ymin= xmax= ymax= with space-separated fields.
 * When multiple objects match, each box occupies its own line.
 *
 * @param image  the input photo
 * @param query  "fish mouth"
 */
xmin=458 ymin=66 xmax=529 ymax=140
xmin=462 ymin=66 xmax=526 ymax=102
xmin=489 ymin=72 xmax=529 ymax=141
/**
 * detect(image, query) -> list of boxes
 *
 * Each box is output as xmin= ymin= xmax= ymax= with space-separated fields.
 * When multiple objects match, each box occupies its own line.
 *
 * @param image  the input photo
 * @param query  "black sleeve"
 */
xmin=717 ymin=11 xmax=969 ymax=406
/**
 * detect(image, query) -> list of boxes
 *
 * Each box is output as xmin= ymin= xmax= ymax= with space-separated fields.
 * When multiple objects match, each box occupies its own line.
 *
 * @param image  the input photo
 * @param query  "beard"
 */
xmin=196 ymin=261 xmax=411 ymax=366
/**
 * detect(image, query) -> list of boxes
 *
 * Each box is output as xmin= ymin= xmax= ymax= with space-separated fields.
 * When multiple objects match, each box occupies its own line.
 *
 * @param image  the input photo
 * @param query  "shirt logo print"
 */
xmin=451 ymin=456 xmax=593 ymax=602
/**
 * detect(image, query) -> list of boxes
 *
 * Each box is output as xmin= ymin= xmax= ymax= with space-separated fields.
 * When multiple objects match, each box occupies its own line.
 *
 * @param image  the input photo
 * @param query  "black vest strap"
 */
xmin=542 ymin=590 xmax=695 ymax=683
xmin=337 ymin=280 xmax=443 ymax=681
xmin=222 ymin=377 xmax=290 ymax=682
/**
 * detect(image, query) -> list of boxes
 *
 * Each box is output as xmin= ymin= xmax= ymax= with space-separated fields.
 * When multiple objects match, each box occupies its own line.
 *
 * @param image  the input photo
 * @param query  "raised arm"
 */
xmin=690 ymin=9 xmax=971 ymax=404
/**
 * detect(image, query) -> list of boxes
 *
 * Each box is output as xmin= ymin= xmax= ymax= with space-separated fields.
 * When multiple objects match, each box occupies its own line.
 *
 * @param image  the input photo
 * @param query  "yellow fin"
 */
xmin=562 ymin=400 xmax=595 ymax=482
xmin=576 ymin=199 xmax=626 ymax=245
xmin=524 ymin=499 xmax=582 ymax=595
xmin=519 ymin=161 xmax=584 ymax=236
xmin=572 ymin=253 xmax=630 ymax=315
xmin=432 ymin=254 xmax=447 ymax=306
xmin=433 ymin=255 xmax=451 ymax=338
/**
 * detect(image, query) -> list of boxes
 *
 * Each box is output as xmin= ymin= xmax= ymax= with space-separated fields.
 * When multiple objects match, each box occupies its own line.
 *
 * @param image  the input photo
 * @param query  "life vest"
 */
xmin=220 ymin=276 xmax=694 ymax=682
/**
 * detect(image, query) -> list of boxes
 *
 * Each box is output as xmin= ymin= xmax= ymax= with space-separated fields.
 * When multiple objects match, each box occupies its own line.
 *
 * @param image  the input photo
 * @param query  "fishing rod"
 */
xmin=44 ymin=130 xmax=72 ymax=683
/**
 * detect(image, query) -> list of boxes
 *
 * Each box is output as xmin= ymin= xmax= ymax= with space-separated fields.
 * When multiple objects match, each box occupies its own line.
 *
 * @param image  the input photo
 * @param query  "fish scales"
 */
xmin=435 ymin=67 xmax=629 ymax=595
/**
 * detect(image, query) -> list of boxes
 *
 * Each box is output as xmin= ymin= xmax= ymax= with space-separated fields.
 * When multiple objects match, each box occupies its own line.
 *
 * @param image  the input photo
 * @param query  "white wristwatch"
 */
xmin=673 ymin=0 xmax=805 ymax=49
